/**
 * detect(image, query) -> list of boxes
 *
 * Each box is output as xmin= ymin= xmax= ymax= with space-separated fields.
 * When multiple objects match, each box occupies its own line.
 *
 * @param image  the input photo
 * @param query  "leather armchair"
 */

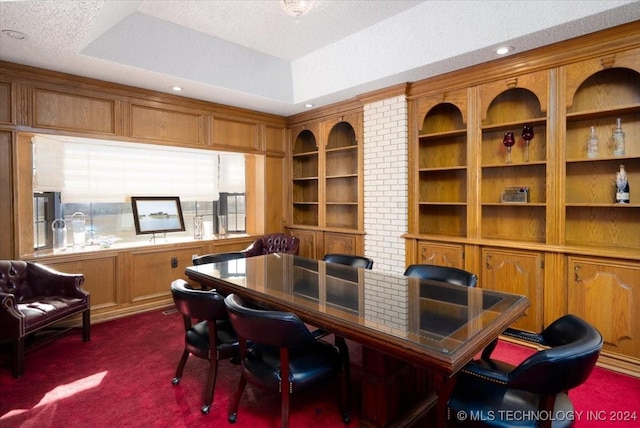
xmin=170 ymin=279 xmax=239 ymax=414
xmin=447 ymin=314 xmax=603 ymax=428
xmin=242 ymin=233 xmax=299 ymax=257
xmin=0 ymin=260 xmax=90 ymax=378
xmin=404 ymin=264 xmax=477 ymax=287
xmin=224 ymin=293 xmax=350 ymax=427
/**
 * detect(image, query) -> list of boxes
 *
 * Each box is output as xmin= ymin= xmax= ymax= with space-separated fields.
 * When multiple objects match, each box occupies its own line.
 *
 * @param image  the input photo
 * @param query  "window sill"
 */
xmin=28 ymin=233 xmax=250 ymax=259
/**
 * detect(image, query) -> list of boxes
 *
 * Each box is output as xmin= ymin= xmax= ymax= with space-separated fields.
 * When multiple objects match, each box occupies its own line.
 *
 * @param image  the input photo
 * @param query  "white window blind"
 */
xmin=219 ymin=154 xmax=246 ymax=193
xmin=33 ymin=136 xmax=221 ymax=203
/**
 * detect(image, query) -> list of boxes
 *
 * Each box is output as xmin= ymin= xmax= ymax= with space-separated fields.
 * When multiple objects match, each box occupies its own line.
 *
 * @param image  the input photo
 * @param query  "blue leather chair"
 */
xmin=447 ymin=314 xmax=603 ymax=428
xmin=224 ymin=293 xmax=350 ymax=427
xmin=170 ymin=279 xmax=239 ymax=414
xmin=404 ymin=264 xmax=477 ymax=287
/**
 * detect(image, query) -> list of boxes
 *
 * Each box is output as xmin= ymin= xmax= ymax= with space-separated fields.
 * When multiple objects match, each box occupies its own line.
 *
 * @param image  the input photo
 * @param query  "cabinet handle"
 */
xmin=574 ymin=264 xmax=582 ymax=283
xmin=485 ymin=255 xmax=492 ymax=270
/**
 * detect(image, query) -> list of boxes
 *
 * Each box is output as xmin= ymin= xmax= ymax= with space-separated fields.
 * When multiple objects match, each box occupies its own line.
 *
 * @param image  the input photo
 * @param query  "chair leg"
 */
xmin=228 ymin=374 xmax=246 ymax=423
xmin=335 ymin=336 xmax=351 ymax=423
xmin=172 ymin=349 xmax=189 ymax=385
xmin=201 ymin=358 xmax=219 ymax=414
xmin=281 ymin=380 xmax=290 ymax=428
xmin=82 ymin=309 xmax=91 ymax=342
xmin=12 ymin=338 xmax=25 ymax=378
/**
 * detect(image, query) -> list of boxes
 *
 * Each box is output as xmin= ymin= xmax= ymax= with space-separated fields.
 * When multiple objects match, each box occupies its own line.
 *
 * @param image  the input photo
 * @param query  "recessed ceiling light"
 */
xmin=2 ymin=30 xmax=27 ymax=40
xmin=171 ymin=86 xmax=182 ymax=92
xmin=304 ymin=103 xmax=313 ymax=108
xmin=496 ymin=46 xmax=513 ymax=55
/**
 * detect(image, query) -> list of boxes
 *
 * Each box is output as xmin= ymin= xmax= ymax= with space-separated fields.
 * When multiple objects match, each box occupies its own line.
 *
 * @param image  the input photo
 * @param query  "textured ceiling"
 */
xmin=1 ymin=0 xmax=639 ymax=116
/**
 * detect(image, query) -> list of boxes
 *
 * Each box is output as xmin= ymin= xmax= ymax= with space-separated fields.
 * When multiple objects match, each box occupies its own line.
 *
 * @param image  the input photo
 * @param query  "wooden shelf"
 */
xmin=566 ymin=104 xmax=640 ymax=121
xmin=418 ymin=129 xmax=466 ymax=140
xmin=481 ymin=117 xmax=547 ymax=132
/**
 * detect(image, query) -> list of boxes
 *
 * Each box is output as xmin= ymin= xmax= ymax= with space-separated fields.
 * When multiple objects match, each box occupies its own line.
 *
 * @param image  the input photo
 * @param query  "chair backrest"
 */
xmin=509 ymin=314 xmax=603 ymax=393
xmin=243 ymin=233 xmax=299 ymax=257
xmin=224 ymin=293 xmax=314 ymax=348
xmin=192 ymin=251 xmax=245 ymax=265
xmin=404 ymin=264 xmax=477 ymax=287
xmin=170 ymin=279 xmax=228 ymax=321
xmin=323 ymin=253 xmax=374 ymax=270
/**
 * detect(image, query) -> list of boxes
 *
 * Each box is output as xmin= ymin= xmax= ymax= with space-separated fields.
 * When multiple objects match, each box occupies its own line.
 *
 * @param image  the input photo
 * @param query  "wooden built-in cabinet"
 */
xmin=406 ymin=24 xmax=640 ymax=376
xmin=287 ymin=109 xmax=364 ymax=260
xmin=0 ymin=61 xmax=286 ymax=323
xmin=415 ymin=88 xmax=469 ymax=238
xmin=562 ymin=49 xmax=640 ymax=254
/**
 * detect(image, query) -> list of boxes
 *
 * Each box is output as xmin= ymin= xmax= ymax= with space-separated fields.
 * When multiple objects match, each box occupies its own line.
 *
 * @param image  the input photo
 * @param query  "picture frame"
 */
xmin=131 ymin=196 xmax=185 ymax=235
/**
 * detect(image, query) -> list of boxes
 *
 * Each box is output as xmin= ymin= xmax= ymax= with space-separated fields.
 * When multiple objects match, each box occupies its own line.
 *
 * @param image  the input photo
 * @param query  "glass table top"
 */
xmin=186 ymin=253 xmax=529 ymax=360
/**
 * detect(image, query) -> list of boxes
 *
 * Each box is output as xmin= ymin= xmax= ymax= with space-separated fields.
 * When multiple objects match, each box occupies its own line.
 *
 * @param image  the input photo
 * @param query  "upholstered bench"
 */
xmin=0 ymin=260 xmax=90 ymax=377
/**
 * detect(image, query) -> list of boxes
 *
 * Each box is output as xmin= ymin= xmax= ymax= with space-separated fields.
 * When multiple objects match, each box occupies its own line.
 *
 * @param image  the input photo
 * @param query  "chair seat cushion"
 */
xmin=18 ymin=296 xmax=88 ymax=332
xmin=242 ymin=340 xmax=341 ymax=393
xmin=448 ymin=372 xmax=575 ymax=428
xmin=186 ymin=319 xmax=238 ymax=360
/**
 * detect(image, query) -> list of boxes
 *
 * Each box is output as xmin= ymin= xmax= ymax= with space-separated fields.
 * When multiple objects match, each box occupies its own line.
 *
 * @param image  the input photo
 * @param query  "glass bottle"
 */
xmin=587 ymin=126 xmax=599 ymax=158
xmin=612 ymin=118 xmax=625 ymax=157
xmin=616 ymin=164 xmax=630 ymax=204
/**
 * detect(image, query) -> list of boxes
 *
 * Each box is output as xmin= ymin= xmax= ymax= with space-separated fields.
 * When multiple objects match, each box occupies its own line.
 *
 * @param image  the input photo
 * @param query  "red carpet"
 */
xmin=1 ymin=308 xmax=638 ymax=427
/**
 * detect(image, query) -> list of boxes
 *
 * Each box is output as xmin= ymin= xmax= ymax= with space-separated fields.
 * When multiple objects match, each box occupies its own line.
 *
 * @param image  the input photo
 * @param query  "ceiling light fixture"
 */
xmin=2 ymin=29 xmax=27 ymax=40
xmin=496 ymin=46 xmax=513 ymax=55
xmin=171 ymin=86 xmax=182 ymax=92
xmin=280 ymin=0 xmax=314 ymax=17
xmin=304 ymin=103 xmax=314 ymax=108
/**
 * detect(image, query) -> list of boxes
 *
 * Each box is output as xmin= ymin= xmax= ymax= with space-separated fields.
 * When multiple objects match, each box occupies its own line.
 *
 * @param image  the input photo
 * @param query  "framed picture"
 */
xmin=131 ymin=196 xmax=185 ymax=235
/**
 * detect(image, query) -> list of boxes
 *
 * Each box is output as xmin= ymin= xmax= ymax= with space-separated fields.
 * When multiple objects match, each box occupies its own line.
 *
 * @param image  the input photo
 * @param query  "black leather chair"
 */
xmin=320 ymin=253 xmax=374 ymax=383
xmin=224 ymin=293 xmax=350 ymax=427
xmin=192 ymin=251 xmax=245 ymax=265
xmin=170 ymin=279 xmax=239 ymax=414
xmin=404 ymin=264 xmax=477 ymax=287
xmin=447 ymin=314 xmax=603 ymax=428
xmin=323 ymin=253 xmax=374 ymax=270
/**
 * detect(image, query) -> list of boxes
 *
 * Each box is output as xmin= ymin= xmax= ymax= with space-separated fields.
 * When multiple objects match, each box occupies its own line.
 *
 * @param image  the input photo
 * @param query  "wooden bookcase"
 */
xmin=287 ymin=109 xmax=364 ymax=259
xmin=406 ymin=24 xmax=640 ymax=376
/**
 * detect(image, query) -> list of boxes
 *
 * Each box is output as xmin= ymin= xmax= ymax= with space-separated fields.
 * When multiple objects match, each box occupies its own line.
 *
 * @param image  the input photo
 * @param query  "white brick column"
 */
xmin=363 ymin=95 xmax=408 ymax=275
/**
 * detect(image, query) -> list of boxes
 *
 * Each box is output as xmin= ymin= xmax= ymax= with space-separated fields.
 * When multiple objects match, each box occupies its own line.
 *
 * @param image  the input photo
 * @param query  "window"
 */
xmin=33 ymin=192 xmax=59 ymax=249
xmin=32 ymin=135 xmax=247 ymax=249
xmin=219 ymin=193 xmax=246 ymax=233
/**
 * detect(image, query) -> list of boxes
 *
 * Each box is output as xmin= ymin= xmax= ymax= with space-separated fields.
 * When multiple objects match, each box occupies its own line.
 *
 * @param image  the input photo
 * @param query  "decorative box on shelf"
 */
xmin=501 ymin=187 xmax=530 ymax=203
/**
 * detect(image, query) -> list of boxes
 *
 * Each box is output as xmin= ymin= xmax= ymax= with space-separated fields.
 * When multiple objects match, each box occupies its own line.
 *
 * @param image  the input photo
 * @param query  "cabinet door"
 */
xmin=482 ymin=248 xmax=543 ymax=332
xmin=568 ymin=256 xmax=640 ymax=364
xmin=212 ymin=117 xmax=258 ymax=150
xmin=45 ymin=256 xmax=118 ymax=309
xmin=417 ymin=242 xmax=464 ymax=269
xmin=288 ymin=228 xmax=317 ymax=259
xmin=324 ymin=232 xmax=357 ymax=256
xmin=130 ymin=102 xmax=203 ymax=145
xmin=0 ymin=80 xmax=11 ymax=124
xmin=33 ymin=87 xmax=117 ymax=135
xmin=131 ymin=246 xmax=205 ymax=301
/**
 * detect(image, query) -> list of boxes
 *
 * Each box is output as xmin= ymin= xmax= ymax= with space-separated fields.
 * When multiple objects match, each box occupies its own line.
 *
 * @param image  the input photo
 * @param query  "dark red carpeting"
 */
xmin=1 ymin=308 xmax=638 ymax=427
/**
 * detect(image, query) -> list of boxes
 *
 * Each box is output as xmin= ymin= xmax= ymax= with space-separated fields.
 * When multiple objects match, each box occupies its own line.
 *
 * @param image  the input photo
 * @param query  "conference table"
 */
xmin=185 ymin=253 xmax=529 ymax=428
